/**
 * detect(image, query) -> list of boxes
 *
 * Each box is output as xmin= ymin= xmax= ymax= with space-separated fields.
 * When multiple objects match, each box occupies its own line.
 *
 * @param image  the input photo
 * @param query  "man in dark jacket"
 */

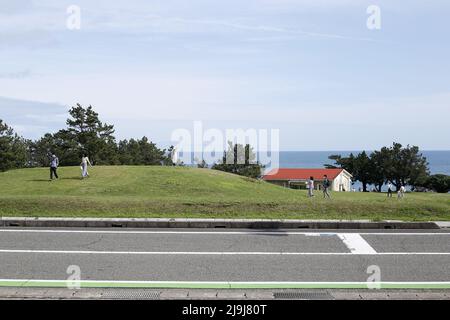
xmin=323 ymin=175 xmax=331 ymax=199
xmin=50 ymin=154 xmax=59 ymax=180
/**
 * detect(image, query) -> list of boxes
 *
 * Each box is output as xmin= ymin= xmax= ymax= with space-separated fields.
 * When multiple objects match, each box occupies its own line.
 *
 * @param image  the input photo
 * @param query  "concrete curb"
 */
xmin=1 ymin=287 xmax=449 ymax=300
xmin=0 ymin=217 xmax=441 ymax=229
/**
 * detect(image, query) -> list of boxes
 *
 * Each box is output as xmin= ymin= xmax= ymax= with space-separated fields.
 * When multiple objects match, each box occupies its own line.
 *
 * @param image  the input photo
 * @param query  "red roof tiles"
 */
xmin=263 ymin=168 xmax=344 ymax=181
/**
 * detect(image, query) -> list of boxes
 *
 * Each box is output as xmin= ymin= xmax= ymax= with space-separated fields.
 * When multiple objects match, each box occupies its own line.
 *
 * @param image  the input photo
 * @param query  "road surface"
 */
xmin=0 ymin=228 xmax=450 ymax=289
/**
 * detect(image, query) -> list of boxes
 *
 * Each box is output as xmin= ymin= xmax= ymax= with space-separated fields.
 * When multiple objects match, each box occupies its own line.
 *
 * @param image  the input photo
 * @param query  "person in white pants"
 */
xmin=397 ymin=185 xmax=406 ymax=199
xmin=307 ymin=177 xmax=314 ymax=197
xmin=80 ymin=155 xmax=92 ymax=178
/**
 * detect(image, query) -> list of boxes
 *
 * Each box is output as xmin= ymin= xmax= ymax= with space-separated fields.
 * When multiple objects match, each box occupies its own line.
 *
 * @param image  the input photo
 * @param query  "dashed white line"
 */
xmin=337 ymin=233 xmax=377 ymax=254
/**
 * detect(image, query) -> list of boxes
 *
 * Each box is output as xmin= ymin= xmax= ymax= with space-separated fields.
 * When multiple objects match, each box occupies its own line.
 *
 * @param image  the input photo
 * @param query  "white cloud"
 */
xmin=0 ymin=69 xmax=32 ymax=79
xmin=0 ymin=0 xmax=375 ymax=41
xmin=1 ymin=0 xmax=449 ymax=149
xmin=0 ymin=96 xmax=67 ymax=138
xmin=0 ymin=0 xmax=34 ymax=14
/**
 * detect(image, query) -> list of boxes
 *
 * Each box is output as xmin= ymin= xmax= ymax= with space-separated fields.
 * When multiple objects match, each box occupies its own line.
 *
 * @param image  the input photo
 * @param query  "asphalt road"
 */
xmin=0 ymin=228 xmax=450 ymax=287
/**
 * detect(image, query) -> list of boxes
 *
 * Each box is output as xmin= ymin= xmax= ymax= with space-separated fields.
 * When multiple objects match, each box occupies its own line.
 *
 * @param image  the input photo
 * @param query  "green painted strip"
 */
xmin=0 ymin=280 xmax=450 ymax=290
xmin=229 ymin=283 xmax=450 ymax=289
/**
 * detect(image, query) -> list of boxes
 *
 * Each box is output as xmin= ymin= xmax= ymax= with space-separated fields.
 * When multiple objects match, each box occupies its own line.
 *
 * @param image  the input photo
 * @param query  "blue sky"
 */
xmin=0 ymin=0 xmax=449 ymax=150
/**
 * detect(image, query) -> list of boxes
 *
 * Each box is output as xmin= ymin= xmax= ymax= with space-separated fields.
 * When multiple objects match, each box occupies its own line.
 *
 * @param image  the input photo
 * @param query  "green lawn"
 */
xmin=0 ymin=166 xmax=449 ymax=221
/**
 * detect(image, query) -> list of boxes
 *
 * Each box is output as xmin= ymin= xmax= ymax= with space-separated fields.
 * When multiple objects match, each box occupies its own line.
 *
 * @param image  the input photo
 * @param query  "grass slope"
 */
xmin=0 ymin=166 xmax=449 ymax=220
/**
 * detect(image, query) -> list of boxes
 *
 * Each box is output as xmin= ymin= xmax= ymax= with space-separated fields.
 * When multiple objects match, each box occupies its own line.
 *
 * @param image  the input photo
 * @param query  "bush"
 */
xmin=426 ymin=174 xmax=450 ymax=193
xmin=0 ymin=120 xmax=28 ymax=172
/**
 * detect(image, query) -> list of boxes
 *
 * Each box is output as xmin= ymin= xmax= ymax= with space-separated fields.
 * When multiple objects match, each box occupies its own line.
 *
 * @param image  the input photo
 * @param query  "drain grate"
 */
xmin=101 ymin=289 xmax=161 ymax=300
xmin=274 ymin=291 xmax=334 ymax=300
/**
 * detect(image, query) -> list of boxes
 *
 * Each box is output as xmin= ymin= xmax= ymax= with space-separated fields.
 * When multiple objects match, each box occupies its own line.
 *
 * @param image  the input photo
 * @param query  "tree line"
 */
xmin=1 ymin=104 xmax=171 ymax=170
xmin=211 ymin=142 xmax=264 ymax=179
xmin=326 ymin=144 xmax=449 ymax=193
xmin=1 ymin=104 xmax=263 ymax=178
xmin=0 ymin=119 xmax=29 ymax=172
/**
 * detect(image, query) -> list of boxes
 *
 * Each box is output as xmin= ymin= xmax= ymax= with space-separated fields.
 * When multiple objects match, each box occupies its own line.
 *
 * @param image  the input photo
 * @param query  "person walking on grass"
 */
xmin=80 ymin=154 xmax=92 ymax=178
xmin=307 ymin=176 xmax=315 ymax=197
xmin=397 ymin=185 xmax=406 ymax=199
xmin=49 ymin=154 xmax=59 ymax=180
xmin=323 ymin=174 xmax=331 ymax=199
xmin=387 ymin=182 xmax=393 ymax=198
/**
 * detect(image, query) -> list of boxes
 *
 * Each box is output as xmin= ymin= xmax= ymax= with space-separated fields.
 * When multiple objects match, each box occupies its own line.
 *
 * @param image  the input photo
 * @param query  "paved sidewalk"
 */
xmin=0 ymin=288 xmax=449 ymax=300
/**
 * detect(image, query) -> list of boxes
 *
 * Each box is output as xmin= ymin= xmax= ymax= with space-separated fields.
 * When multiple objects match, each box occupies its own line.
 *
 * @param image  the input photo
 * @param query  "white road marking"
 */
xmin=0 ymin=249 xmax=449 ymax=255
xmin=0 ymin=279 xmax=450 ymax=289
xmin=0 ymin=229 xmax=449 ymax=236
xmin=337 ymin=233 xmax=377 ymax=254
xmin=0 ymin=279 xmax=449 ymax=285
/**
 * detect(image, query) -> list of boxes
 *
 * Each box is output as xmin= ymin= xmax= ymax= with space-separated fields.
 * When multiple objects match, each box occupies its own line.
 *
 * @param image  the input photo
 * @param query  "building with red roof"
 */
xmin=263 ymin=168 xmax=353 ymax=192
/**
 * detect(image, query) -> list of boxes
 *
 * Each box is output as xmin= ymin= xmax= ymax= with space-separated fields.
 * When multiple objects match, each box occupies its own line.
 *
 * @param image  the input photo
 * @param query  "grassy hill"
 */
xmin=0 ymin=166 xmax=449 ymax=221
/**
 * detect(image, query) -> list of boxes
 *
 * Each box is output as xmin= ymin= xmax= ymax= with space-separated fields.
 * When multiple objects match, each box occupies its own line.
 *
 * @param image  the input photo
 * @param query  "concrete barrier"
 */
xmin=0 ymin=217 xmax=441 ymax=229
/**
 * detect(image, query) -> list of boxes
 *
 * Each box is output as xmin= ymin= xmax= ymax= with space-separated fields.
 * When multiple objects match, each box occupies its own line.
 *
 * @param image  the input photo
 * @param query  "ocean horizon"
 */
xmin=188 ymin=150 xmax=449 ymax=175
xmin=277 ymin=150 xmax=450 ymax=175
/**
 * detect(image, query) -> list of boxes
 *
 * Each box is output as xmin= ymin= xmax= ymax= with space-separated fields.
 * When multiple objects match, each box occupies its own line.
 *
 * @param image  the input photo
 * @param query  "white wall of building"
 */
xmin=331 ymin=170 xmax=352 ymax=192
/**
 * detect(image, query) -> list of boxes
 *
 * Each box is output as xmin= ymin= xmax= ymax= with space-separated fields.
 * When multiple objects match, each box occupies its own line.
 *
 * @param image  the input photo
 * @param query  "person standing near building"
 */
xmin=323 ymin=175 xmax=331 ymax=199
xmin=387 ymin=182 xmax=393 ymax=198
xmin=307 ymin=176 xmax=314 ymax=197
xmin=80 ymin=154 xmax=92 ymax=178
xmin=49 ymin=154 xmax=59 ymax=180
